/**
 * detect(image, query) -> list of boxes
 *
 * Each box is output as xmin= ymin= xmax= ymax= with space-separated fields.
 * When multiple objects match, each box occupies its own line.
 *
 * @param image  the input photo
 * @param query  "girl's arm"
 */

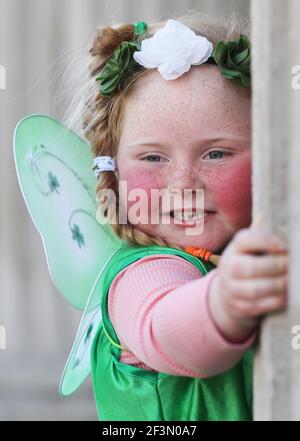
xmin=108 ymin=254 xmax=257 ymax=378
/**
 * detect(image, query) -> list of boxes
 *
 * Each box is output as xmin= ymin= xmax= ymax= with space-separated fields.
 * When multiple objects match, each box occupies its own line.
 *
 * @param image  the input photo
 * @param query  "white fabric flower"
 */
xmin=133 ymin=19 xmax=214 ymax=80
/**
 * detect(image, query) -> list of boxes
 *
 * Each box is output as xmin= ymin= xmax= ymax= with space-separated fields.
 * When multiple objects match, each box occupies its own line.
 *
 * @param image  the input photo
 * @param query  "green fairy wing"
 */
xmin=59 ymin=265 xmax=111 ymax=395
xmin=13 ymin=114 xmax=125 ymax=395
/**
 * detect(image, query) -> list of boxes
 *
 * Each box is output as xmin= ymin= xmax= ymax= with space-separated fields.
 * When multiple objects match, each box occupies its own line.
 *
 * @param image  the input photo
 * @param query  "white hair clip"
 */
xmin=93 ymin=156 xmax=117 ymax=178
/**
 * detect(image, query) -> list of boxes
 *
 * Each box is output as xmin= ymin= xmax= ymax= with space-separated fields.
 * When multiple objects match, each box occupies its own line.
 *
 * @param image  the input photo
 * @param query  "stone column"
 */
xmin=0 ymin=0 xmax=251 ymax=420
xmin=251 ymin=0 xmax=300 ymax=420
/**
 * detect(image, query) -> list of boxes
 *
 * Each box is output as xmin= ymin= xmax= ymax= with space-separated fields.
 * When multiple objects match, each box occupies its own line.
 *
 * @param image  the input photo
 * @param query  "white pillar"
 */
xmin=251 ymin=0 xmax=300 ymax=420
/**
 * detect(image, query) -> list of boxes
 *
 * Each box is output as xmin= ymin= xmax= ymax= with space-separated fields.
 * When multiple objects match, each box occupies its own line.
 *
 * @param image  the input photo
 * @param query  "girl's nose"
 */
xmin=166 ymin=164 xmax=204 ymax=193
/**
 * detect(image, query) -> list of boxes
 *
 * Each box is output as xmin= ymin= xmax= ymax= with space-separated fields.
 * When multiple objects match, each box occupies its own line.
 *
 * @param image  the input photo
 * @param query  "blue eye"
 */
xmin=204 ymin=150 xmax=232 ymax=160
xmin=141 ymin=155 xmax=165 ymax=162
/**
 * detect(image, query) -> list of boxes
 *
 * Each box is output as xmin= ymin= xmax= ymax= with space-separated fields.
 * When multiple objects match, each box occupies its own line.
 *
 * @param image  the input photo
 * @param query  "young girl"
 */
xmin=74 ymin=12 xmax=289 ymax=421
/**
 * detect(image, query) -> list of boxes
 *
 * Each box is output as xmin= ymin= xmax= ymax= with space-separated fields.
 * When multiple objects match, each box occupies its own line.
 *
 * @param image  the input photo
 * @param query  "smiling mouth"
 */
xmin=168 ymin=209 xmax=215 ymax=222
xmin=169 ymin=209 xmax=213 ymax=221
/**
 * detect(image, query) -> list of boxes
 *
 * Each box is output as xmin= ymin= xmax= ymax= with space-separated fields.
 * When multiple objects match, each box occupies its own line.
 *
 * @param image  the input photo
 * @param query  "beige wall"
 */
xmin=0 ymin=0 xmax=249 ymax=420
xmin=251 ymin=0 xmax=300 ymax=420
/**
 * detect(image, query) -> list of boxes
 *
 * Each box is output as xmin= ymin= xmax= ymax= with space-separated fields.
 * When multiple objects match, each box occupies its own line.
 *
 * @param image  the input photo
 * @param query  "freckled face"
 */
xmin=116 ymin=65 xmax=252 ymax=253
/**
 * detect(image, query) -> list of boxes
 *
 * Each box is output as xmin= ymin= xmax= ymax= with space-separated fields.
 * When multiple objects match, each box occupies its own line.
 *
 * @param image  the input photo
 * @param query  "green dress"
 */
xmin=90 ymin=244 xmax=253 ymax=421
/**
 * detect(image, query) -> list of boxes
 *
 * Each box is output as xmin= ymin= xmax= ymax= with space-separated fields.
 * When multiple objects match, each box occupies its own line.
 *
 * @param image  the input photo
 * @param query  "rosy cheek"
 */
xmin=119 ymin=166 xmax=165 ymax=212
xmin=210 ymin=157 xmax=252 ymax=227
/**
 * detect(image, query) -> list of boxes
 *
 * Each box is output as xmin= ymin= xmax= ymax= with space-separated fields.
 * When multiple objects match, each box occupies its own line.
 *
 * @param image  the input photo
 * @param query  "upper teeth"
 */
xmin=173 ymin=210 xmax=208 ymax=221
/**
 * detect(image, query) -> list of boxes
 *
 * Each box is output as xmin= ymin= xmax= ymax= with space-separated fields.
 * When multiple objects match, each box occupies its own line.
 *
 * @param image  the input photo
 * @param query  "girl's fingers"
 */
xmin=232 ymin=229 xmax=287 ymax=255
xmin=231 ymin=274 xmax=288 ymax=300
xmin=230 ymin=254 xmax=289 ymax=279
xmin=232 ymin=293 xmax=287 ymax=319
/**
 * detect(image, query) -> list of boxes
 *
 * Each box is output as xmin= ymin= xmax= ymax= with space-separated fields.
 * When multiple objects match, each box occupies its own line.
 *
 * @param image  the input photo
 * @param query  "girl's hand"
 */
xmin=209 ymin=218 xmax=289 ymax=342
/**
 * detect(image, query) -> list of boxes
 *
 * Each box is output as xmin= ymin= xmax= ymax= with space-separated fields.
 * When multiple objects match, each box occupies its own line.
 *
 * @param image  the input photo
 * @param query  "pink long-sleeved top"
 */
xmin=108 ymin=254 xmax=258 ymax=378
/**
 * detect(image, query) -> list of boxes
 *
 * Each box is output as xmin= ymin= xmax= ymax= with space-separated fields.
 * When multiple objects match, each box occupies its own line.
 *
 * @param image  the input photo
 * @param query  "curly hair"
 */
xmin=63 ymin=10 xmax=250 ymax=250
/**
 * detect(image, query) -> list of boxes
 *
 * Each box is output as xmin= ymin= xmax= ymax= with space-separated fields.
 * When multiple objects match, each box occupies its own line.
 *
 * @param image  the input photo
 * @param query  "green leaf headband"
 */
xmin=96 ymin=19 xmax=251 ymax=97
xmin=96 ymin=21 xmax=148 ymax=96
xmin=212 ymin=34 xmax=251 ymax=87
